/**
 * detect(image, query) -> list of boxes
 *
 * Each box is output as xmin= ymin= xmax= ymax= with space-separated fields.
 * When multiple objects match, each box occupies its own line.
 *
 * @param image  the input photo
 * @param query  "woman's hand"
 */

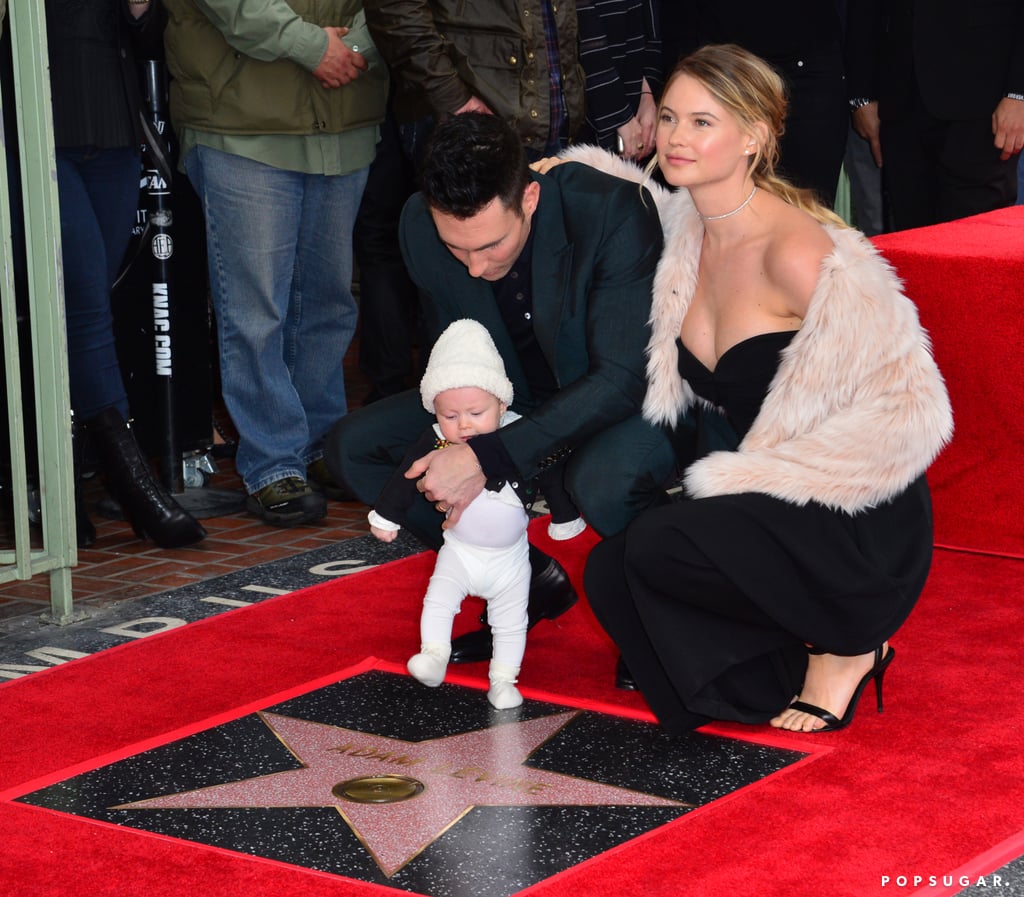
xmin=530 ymin=156 xmax=564 ymax=174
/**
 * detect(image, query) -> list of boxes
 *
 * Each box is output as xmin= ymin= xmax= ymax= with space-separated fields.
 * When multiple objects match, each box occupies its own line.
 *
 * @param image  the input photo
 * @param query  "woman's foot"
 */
xmin=770 ymin=644 xmax=889 ymax=732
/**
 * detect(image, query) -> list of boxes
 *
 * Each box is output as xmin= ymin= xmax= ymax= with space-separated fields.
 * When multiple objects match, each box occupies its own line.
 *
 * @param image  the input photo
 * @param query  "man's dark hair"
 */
xmin=419 ymin=113 xmax=531 ymax=219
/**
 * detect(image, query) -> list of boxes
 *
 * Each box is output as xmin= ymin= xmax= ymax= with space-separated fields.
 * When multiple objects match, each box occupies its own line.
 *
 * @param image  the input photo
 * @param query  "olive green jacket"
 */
xmin=163 ymin=0 xmax=387 ymax=136
xmin=364 ymin=0 xmax=585 ymax=152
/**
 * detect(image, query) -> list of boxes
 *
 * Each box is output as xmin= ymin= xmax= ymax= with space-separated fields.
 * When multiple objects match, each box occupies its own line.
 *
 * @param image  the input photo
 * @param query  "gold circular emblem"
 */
xmin=333 ymin=775 xmax=426 ymax=804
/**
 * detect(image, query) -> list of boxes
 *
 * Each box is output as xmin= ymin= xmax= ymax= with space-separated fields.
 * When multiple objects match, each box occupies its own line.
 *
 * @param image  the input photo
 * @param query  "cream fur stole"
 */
xmin=560 ymin=145 xmax=954 ymax=514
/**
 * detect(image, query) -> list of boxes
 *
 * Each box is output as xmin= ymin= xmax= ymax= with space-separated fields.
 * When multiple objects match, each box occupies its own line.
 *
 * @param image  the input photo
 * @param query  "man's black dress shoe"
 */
xmin=615 ymin=655 xmax=638 ymax=691
xmin=449 ymin=556 xmax=578 ymax=663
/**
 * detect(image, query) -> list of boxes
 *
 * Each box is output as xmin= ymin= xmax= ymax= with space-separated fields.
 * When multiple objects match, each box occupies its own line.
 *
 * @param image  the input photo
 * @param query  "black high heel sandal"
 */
xmin=787 ymin=645 xmax=895 ymax=732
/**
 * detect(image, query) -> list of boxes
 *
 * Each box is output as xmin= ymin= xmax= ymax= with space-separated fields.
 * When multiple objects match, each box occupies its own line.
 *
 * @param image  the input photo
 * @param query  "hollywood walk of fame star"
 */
xmin=113 ymin=709 xmax=690 ymax=876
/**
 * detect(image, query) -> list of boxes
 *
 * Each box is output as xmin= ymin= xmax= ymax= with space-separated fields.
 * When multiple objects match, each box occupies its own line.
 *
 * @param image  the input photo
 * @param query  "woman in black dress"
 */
xmin=558 ymin=44 xmax=953 ymax=734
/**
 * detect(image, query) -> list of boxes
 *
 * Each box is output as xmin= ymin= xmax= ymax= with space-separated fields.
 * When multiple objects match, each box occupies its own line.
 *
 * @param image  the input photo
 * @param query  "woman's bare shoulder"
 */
xmin=763 ymin=208 xmax=834 ymax=313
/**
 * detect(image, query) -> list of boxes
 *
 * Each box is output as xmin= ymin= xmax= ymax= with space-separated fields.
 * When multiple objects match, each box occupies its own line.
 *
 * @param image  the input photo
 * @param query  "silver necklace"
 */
xmin=699 ymin=184 xmax=757 ymax=221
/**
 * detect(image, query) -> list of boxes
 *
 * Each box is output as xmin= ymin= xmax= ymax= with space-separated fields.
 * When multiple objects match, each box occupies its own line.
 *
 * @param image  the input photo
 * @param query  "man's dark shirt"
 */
xmin=472 ymin=220 xmax=559 ymax=482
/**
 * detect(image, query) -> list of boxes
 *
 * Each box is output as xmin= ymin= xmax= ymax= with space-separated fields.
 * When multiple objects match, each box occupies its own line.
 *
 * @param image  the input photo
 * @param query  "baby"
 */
xmin=369 ymin=319 xmax=581 ymax=709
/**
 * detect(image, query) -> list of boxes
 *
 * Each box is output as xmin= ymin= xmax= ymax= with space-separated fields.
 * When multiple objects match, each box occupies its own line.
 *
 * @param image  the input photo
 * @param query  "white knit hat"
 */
xmin=419 ymin=319 xmax=514 ymax=412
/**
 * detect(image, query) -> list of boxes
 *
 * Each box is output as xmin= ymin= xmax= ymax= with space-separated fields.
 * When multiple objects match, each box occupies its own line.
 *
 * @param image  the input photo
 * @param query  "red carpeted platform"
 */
xmin=1 ymin=520 xmax=1023 ymax=897
xmin=872 ymin=206 xmax=1024 ymax=558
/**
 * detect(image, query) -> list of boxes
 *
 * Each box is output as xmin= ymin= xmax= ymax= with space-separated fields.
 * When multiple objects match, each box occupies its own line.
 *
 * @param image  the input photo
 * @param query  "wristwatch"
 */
xmin=849 ymin=98 xmax=874 ymax=109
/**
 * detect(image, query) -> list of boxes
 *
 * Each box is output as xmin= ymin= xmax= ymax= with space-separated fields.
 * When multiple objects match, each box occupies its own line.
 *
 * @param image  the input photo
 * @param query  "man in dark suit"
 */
xmin=846 ymin=0 xmax=1024 ymax=230
xmin=327 ymin=113 xmax=678 ymax=661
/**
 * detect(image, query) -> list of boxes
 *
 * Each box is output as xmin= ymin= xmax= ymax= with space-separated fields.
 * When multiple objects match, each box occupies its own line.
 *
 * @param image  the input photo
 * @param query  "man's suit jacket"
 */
xmin=846 ymin=0 xmax=1024 ymax=120
xmin=398 ymin=162 xmax=663 ymax=480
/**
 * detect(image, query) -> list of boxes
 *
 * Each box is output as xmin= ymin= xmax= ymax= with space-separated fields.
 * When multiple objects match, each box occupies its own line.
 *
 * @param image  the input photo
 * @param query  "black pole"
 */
xmin=140 ymin=59 xmax=182 ymax=493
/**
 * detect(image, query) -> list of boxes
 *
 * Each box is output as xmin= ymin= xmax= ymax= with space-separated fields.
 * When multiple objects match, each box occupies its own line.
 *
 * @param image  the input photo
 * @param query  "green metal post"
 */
xmin=0 ymin=1 xmax=79 ymax=623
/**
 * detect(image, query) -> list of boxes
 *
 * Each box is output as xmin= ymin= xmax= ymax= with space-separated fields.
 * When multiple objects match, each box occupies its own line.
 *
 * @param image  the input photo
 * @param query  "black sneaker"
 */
xmin=306 ymin=458 xmax=354 ymax=502
xmin=246 ymin=476 xmax=326 ymax=527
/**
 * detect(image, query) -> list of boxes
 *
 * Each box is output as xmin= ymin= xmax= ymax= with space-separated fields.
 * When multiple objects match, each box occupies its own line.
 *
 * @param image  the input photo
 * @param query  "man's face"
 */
xmin=430 ymin=182 xmax=540 ymax=281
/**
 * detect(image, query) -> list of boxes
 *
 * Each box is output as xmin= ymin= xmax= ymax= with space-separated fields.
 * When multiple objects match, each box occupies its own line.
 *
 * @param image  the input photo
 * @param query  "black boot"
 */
xmin=449 ymin=546 xmax=578 ymax=663
xmin=82 ymin=407 xmax=206 ymax=549
xmin=71 ymin=415 xmax=96 ymax=548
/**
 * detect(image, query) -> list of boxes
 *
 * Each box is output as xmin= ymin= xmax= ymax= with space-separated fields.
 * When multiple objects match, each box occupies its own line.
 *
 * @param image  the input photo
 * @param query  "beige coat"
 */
xmin=562 ymin=145 xmax=954 ymax=514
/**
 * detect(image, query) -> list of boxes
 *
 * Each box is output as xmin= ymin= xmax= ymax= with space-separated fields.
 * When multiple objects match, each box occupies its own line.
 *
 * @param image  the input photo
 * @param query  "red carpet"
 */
xmin=2 ymin=519 xmax=1023 ymax=897
xmin=872 ymin=206 xmax=1024 ymax=559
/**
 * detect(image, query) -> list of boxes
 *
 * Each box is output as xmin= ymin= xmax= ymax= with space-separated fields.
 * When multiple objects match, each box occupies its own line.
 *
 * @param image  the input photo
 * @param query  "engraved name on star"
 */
xmin=114 ymin=710 xmax=690 ymax=876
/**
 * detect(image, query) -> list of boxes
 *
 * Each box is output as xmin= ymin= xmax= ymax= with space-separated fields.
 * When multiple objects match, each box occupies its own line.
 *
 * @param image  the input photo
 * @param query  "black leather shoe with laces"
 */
xmin=449 ymin=554 xmax=577 ymax=663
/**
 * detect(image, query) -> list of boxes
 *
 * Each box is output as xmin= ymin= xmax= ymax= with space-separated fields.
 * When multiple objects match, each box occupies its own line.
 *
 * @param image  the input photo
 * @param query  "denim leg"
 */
xmin=56 ymin=147 xmax=139 ymax=420
xmin=1018 ymin=150 xmax=1024 ymax=204
xmin=185 ymin=146 xmax=365 ymax=492
xmin=289 ymin=166 xmax=367 ymax=463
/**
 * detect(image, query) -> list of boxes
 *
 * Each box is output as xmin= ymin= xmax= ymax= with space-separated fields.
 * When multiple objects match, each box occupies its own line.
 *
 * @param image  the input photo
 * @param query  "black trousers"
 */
xmin=772 ymin=48 xmax=848 ymax=208
xmin=353 ymin=104 xmax=422 ymax=401
xmin=584 ymin=506 xmax=807 ymax=734
xmin=325 ymin=390 xmax=680 ymax=548
xmin=882 ymin=91 xmax=1018 ymax=230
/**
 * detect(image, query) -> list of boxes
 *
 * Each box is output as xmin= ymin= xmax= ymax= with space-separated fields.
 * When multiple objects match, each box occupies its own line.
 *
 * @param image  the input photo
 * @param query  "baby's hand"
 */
xmin=370 ymin=525 xmax=398 ymax=543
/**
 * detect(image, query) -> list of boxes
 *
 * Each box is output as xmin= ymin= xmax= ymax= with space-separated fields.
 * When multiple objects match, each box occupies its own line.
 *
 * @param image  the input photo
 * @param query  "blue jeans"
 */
xmin=1017 ymin=150 xmax=1024 ymax=204
xmin=184 ymin=146 xmax=367 ymax=492
xmin=56 ymin=146 xmax=139 ymax=420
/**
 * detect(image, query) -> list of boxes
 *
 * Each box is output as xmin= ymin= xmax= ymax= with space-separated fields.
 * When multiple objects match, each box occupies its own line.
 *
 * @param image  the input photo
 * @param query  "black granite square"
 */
xmin=16 ymin=669 xmax=808 ymax=897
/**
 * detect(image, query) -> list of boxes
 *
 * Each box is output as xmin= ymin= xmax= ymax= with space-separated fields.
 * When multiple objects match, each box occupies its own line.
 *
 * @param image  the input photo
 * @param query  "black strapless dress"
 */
xmin=584 ymin=332 xmax=934 ymax=732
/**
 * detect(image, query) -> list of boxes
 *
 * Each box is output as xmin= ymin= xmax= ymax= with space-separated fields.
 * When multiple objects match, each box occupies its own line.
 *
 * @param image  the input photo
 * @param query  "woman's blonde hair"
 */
xmin=653 ymin=43 xmax=847 ymax=227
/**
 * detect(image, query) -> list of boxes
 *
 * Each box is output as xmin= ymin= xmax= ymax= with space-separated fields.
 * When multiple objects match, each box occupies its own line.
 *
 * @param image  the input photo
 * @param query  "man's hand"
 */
xmin=404 ymin=443 xmax=487 ymax=530
xmin=313 ymin=26 xmax=367 ymax=89
xmin=616 ymin=116 xmax=646 ymax=160
xmin=993 ymin=96 xmax=1024 ymax=160
xmin=851 ymin=102 xmax=883 ymax=168
xmin=454 ymin=96 xmax=494 ymax=115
